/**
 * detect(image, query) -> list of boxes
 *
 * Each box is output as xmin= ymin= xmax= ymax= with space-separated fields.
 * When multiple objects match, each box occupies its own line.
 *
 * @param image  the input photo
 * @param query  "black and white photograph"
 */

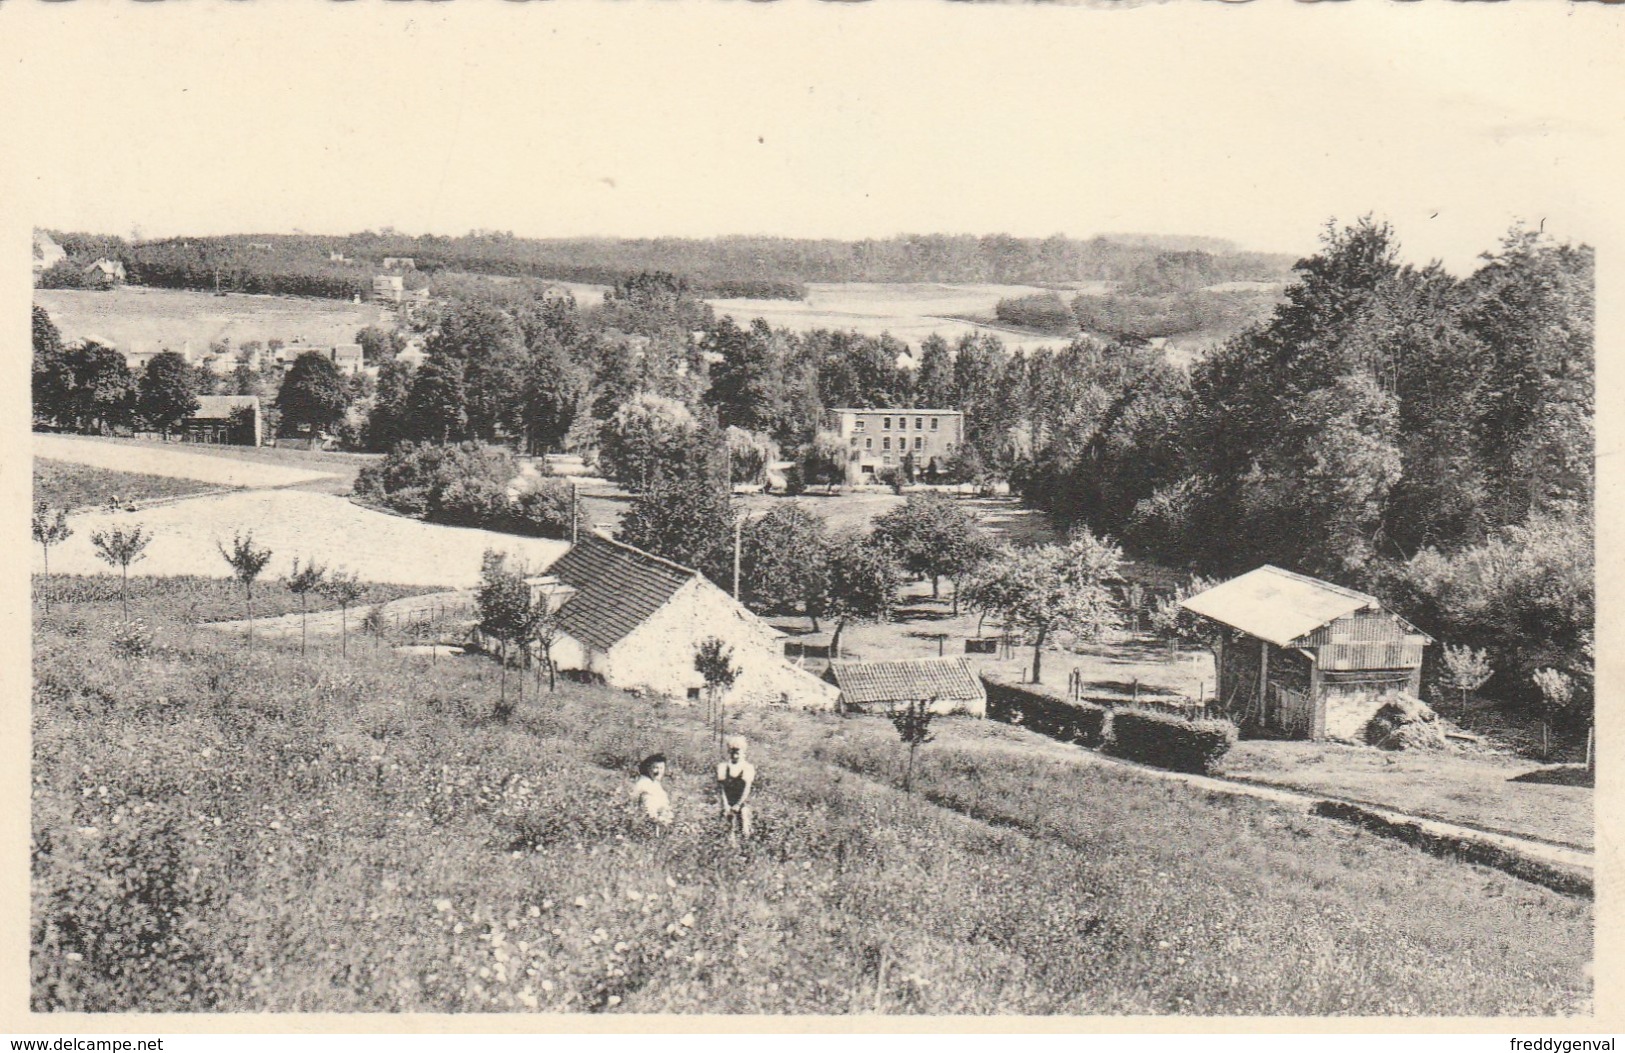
xmin=3 ymin=0 xmax=1618 ymax=1028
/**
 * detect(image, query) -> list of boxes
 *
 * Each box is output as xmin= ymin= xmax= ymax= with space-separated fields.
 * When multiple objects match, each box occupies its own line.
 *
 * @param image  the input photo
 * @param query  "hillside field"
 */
xmin=706 ymin=283 xmax=1085 ymax=353
xmin=33 ymin=286 xmax=395 ymax=354
xmin=29 ymin=578 xmax=1592 ymax=1015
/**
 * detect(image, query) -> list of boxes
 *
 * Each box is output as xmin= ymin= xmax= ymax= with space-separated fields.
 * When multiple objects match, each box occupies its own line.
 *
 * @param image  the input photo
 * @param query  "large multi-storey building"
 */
xmin=824 ymin=407 xmax=964 ymax=483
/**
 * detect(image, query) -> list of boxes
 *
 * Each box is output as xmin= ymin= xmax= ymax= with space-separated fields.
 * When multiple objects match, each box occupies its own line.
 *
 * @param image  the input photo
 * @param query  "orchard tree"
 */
xmin=218 ymin=531 xmax=273 ymax=653
xmin=31 ymin=503 xmax=73 ymax=613
xmin=980 ymin=530 xmax=1124 ymax=684
xmin=477 ymin=550 xmax=534 ymax=718
xmin=823 ymin=530 xmax=901 ymax=659
xmin=136 ymin=351 xmax=201 ymax=438
xmin=890 ymin=698 xmax=936 ymax=794
xmin=695 ymin=636 xmax=741 ymax=745
xmin=740 ymin=504 xmax=830 ymax=628
xmin=1439 ymin=644 xmax=1494 ymax=709
xmin=91 ymin=524 xmax=152 ymax=620
xmin=618 ymin=474 xmax=736 ymax=588
xmin=320 ymin=569 xmax=366 ymax=658
xmin=276 ymin=351 xmax=350 ymax=438
xmin=284 ymin=557 xmax=328 ymax=655
xmin=871 ymin=492 xmax=984 ymax=601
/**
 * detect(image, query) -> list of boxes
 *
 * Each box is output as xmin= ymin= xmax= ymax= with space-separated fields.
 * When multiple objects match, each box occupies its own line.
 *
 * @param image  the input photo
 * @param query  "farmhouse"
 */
xmin=825 ymin=408 xmax=964 ymax=483
xmin=82 ymin=258 xmax=127 ymax=289
xmin=825 ymin=656 xmax=987 ymax=717
xmin=1180 ymin=565 xmax=1431 ymax=742
xmin=537 ymin=534 xmax=839 ymax=710
xmin=179 ymin=394 xmax=263 ymax=447
xmin=372 ymin=275 xmax=405 ymax=302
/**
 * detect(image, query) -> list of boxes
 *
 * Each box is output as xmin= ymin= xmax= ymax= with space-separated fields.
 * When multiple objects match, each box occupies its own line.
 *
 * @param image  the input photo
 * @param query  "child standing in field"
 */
xmin=716 ymin=735 xmax=755 ymax=842
xmin=632 ymin=753 xmax=674 ymax=832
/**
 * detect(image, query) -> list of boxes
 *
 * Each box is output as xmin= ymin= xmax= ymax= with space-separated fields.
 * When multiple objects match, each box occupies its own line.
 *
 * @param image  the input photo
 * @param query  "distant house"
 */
xmin=536 ymin=534 xmax=839 ymax=710
xmin=81 ymin=258 xmax=127 ymax=289
xmin=1179 ymin=565 xmax=1432 ymax=742
xmin=372 ymin=275 xmax=405 ymax=303
xmin=330 ymin=344 xmax=364 ymax=376
xmin=32 ymin=230 xmax=66 ymax=275
xmin=394 ymin=341 xmax=428 ymax=369
xmin=248 ymin=242 xmax=274 ymax=251
xmin=328 ymin=250 xmax=349 ymax=263
xmin=180 ymin=395 xmax=262 ymax=447
xmin=824 ymin=657 xmax=987 ymax=717
xmin=381 ymin=257 xmax=416 ymax=270
xmin=825 ymin=408 xmax=965 ymax=483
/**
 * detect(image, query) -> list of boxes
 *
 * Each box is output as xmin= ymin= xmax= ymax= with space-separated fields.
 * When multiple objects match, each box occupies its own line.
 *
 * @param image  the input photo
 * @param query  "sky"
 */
xmin=4 ymin=3 xmax=1622 ymax=274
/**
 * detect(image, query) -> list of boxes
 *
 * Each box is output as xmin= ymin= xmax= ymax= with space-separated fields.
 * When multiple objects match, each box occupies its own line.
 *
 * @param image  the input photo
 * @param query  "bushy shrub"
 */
xmin=1106 ymin=707 xmax=1236 ymax=773
xmin=355 ymin=442 xmax=521 ymax=528
xmin=513 ymin=477 xmax=583 ymax=540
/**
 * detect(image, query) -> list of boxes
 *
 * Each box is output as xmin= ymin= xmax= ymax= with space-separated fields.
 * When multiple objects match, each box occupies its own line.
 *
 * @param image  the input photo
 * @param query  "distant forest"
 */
xmin=39 ymin=230 xmax=1294 ymax=304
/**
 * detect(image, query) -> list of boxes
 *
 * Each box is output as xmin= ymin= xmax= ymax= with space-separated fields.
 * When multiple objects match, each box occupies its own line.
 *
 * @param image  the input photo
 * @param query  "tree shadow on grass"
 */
xmin=1510 ymin=765 xmax=1594 ymax=788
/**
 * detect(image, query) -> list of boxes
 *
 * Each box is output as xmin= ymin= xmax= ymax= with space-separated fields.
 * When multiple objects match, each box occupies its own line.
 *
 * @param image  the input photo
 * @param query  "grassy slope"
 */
xmin=1219 ymin=741 xmax=1593 ymax=851
xmin=30 ymin=586 xmax=1590 ymax=1015
xmin=34 ymin=575 xmax=435 ymax=625
xmin=34 ymin=459 xmax=231 ymax=512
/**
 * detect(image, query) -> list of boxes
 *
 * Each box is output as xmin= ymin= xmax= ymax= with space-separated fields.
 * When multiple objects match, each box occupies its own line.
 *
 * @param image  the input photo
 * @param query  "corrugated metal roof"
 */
xmin=825 ymin=657 xmax=985 ymax=706
xmin=548 ymin=534 xmax=696 ymax=653
xmin=1180 ymin=565 xmax=1380 ymax=648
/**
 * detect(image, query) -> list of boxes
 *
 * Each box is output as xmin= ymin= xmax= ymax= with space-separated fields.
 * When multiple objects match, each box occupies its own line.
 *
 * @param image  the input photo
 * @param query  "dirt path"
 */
xmin=1073 ymin=746 xmax=1594 ymax=874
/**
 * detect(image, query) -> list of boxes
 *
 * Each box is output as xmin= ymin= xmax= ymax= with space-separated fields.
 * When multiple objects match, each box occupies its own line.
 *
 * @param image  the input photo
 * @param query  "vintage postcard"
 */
xmin=0 ymin=0 xmax=1618 ymax=1036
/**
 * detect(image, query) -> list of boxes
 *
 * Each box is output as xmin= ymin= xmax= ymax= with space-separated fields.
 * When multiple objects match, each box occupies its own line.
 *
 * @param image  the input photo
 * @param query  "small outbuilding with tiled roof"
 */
xmin=1180 ymin=565 xmax=1431 ymax=742
xmin=824 ymin=656 xmax=987 ymax=717
xmin=537 ymin=533 xmax=838 ymax=711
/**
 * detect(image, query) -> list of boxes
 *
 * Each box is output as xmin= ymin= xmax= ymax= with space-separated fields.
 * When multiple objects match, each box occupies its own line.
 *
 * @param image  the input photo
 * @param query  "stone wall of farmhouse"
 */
xmin=599 ymin=579 xmax=833 ymax=709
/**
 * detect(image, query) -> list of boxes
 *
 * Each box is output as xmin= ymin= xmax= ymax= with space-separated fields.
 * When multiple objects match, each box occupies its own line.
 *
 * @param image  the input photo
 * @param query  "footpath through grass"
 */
xmin=30 ymin=583 xmax=1591 ymax=1015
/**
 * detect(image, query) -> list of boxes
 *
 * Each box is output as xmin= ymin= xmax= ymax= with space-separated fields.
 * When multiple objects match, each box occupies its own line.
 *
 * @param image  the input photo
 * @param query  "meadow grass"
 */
xmin=31 ymin=581 xmax=1591 ymax=1015
xmin=34 ymin=459 xmax=231 ymax=512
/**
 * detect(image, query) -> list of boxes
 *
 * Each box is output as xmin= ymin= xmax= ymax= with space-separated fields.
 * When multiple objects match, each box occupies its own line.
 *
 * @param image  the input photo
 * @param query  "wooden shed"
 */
xmin=1180 ymin=565 xmax=1431 ymax=741
xmin=824 ymin=656 xmax=987 ymax=717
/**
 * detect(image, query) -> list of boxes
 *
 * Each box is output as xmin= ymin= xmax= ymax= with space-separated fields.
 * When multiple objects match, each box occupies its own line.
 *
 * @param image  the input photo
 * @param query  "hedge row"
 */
xmin=982 ymin=677 xmax=1108 ymax=748
xmin=1106 ymin=707 xmax=1238 ymax=774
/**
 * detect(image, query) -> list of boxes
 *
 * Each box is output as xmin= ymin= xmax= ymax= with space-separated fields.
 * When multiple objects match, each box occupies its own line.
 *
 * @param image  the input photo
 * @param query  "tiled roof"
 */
xmin=825 ymin=657 xmax=985 ymax=706
xmin=548 ymin=534 xmax=696 ymax=653
xmin=1180 ymin=565 xmax=1381 ymax=648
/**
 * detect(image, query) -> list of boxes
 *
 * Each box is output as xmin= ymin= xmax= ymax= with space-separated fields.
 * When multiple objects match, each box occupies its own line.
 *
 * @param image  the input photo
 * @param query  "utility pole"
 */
xmin=570 ymin=481 xmax=579 ymax=546
xmin=733 ymin=514 xmax=744 ymax=601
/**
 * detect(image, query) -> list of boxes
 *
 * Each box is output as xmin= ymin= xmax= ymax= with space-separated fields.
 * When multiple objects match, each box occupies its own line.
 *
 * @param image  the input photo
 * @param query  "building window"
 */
xmin=883 ymin=417 xmax=891 ymax=430
xmin=854 ymin=419 xmax=865 ymax=431
xmin=865 ymin=437 xmax=873 ymax=450
xmin=882 ymin=437 xmax=891 ymax=451
xmin=851 ymin=436 xmax=860 ymax=447
xmin=914 ymin=436 xmax=923 ymax=450
xmin=915 ymin=417 xmax=923 ymax=429
xmin=883 ymin=454 xmax=893 ymax=465
xmin=687 ymin=687 xmax=702 ymax=701
xmin=945 ymin=442 xmax=954 ymax=452
xmin=930 ymin=417 xmax=939 ymax=431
